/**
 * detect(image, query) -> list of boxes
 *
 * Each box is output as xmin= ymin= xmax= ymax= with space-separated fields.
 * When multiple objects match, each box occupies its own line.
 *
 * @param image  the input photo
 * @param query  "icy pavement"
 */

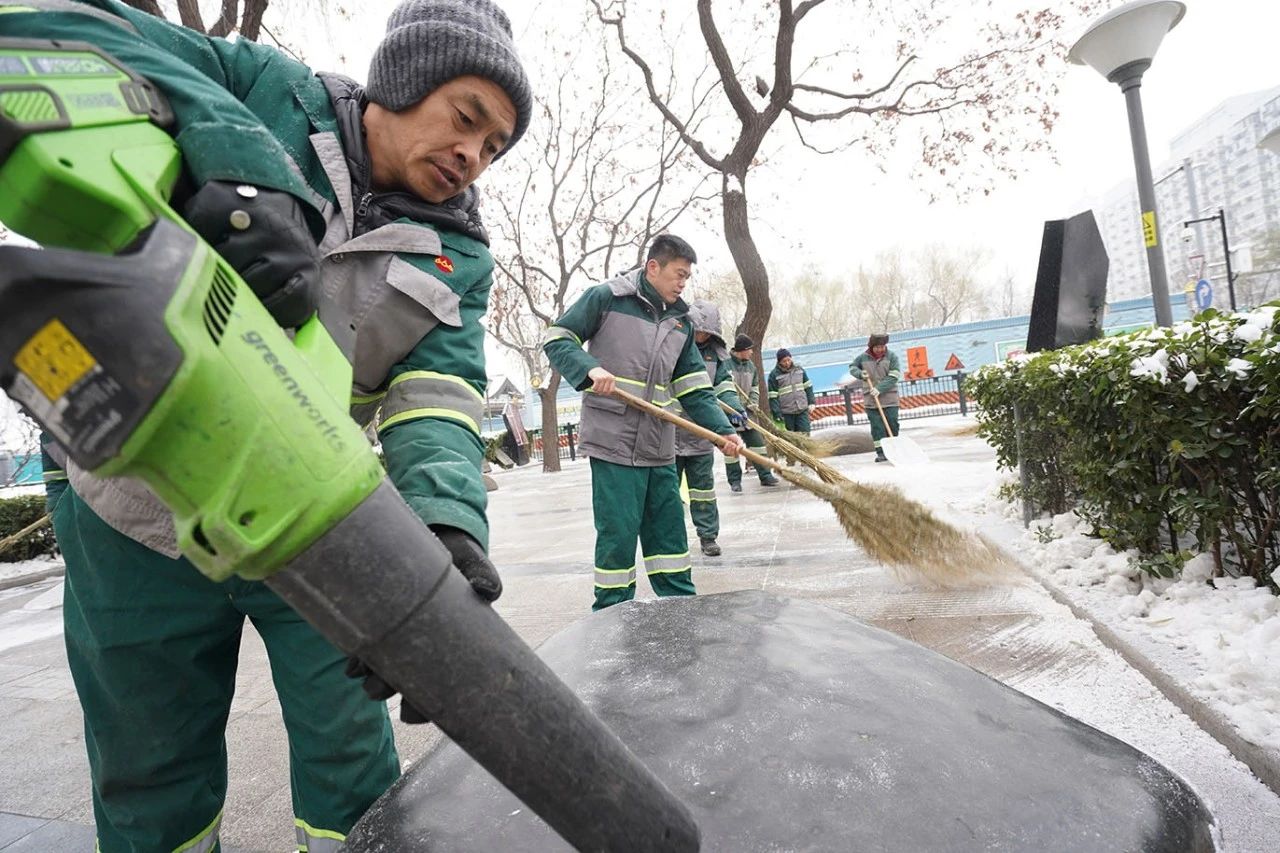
xmin=0 ymin=414 xmax=1278 ymax=850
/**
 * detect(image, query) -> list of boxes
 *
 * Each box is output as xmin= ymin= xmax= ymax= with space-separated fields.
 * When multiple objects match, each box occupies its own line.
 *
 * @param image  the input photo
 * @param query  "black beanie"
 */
xmin=732 ymin=334 xmax=753 ymax=352
xmin=776 ymin=348 xmax=792 ymax=361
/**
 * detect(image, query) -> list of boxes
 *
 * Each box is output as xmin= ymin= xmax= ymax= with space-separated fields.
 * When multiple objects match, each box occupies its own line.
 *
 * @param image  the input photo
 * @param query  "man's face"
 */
xmin=366 ymin=76 xmax=516 ymax=203
xmin=645 ymin=257 xmax=693 ymax=304
xmin=779 ymin=356 xmax=793 ymax=370
xmin=694 ymin=330 xmax=711 ymax=344
xmin=734 ymin=347 xmax=754 ymax=360
xmin=871 ymin=344 xmax=887 ymax=358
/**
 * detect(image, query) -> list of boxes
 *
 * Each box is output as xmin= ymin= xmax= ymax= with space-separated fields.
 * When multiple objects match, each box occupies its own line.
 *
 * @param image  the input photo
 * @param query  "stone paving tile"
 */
xmin=0 ymin=814 xmax=46 ymax=849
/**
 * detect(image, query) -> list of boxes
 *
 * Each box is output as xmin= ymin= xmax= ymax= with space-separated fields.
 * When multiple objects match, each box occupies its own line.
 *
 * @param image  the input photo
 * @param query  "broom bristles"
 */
xmin=774 ymin=469 xmax=1017 ymax=588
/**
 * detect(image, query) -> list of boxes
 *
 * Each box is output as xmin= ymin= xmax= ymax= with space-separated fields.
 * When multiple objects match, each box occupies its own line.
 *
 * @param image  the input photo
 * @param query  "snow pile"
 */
xmin=1014 ymin=505 xmax=1280 ymax=753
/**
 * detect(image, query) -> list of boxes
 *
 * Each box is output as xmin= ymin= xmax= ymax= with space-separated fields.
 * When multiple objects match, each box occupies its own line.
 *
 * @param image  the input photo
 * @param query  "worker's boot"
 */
xmin=759 ymin=473 xmax=780 ymax=487
xmin=700 ymin=538 xmax=721 ymax=557
xmin=875 ymin=449 xmax=888 ymax=463
xmin=730 ymin=482 xmax=743 ymax=493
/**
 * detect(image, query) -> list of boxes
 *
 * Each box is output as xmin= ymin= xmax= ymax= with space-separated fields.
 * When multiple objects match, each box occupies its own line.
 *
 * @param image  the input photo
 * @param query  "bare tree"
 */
xmin=486 ymin=12 xmax=717 ymax=472
xmin=919 ymin=244 xmax=991 ymax=326
xmin=119 ymin=0 xmax=347 ymax=60
xmin=1237 ymin=227 xmax=1280 ymax=310
xmin=593 ymin=0 xmax=1098 ymax=379
xmin=0 ymin=397 xmax=40 ymax=489
xmin=769 ymin=264 xmax=863 ymax=345
xmin=122 ymin=0 xmax=269 ymax=39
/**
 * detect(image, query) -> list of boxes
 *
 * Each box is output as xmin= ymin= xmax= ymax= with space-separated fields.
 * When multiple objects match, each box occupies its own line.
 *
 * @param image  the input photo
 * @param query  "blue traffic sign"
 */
xmin=1194 ymin=279 xmax=1213 ymax=310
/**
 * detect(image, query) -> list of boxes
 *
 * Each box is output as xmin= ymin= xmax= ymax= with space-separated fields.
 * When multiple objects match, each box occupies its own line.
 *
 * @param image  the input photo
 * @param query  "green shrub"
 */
xmin=972 ymin=304 xmax=1280 ymax=591
xmin=0 ymin=494 xmax=57 ymax=562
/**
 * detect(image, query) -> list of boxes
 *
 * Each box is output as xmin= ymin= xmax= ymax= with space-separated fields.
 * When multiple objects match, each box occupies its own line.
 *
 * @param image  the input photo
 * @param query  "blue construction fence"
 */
xmin=528 ymin=373 xmax=970 ymax=462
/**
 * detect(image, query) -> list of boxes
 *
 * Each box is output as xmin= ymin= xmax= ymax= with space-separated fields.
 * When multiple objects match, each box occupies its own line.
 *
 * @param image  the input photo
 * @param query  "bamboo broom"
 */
xmin=732 ymin=381 xmax=838 ymax=460
xmin=718 ymin=400 xmax=846 ymax=485
xmin=614 ymin=388 xmax=1012 ymax=587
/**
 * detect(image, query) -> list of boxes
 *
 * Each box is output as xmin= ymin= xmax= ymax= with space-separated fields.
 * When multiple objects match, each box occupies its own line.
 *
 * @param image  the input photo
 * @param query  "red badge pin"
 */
xmin=435 ymin=255 xmax=454 ymax=274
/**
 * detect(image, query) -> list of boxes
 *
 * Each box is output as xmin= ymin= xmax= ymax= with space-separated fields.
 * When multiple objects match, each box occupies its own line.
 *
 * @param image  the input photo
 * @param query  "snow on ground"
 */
xmin=850 ymin=414 xmax=1279 ymax=762
xmin=0 ymin=556 xmax=61 ymax=584
xmin=1010 ymin=504 xmax=1280 ymax=754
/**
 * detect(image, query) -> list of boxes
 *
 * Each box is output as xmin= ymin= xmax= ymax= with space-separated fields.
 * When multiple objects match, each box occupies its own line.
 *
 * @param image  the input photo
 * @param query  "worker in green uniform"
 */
xmin=543 ymin=235 xmax=745 ymax=610
xmin=849 ymin=333 xmax=902 ymax=463
xmin=768 ymin=348 xmax=817 ymax=434
xmin=674 ymin=301 xmax=746 ymax=556
xmin=724 ymin=334 xmax=780 ymax=492
xmin=6 ymin=0 xmax=531 ymax=849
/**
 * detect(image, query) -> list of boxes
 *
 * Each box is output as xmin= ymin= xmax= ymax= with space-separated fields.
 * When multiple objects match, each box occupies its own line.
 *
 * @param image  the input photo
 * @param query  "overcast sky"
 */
xmin=318 ymin=0 xmax=1280 ymax=295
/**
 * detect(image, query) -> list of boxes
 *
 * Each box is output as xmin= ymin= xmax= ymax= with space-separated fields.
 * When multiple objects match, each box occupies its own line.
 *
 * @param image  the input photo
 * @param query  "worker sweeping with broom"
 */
xmin=850 ymin=333 xmax=902 ymax=463
xmin=543 ymin=235 xmax=745 ymax=611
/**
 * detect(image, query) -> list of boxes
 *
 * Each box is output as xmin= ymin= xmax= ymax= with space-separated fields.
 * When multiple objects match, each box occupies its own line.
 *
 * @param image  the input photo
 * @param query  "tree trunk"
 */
xmin=539 ymin=372 xmax=563 ymax=474
xmin=724 ymin=175 xmax=773 ymax=421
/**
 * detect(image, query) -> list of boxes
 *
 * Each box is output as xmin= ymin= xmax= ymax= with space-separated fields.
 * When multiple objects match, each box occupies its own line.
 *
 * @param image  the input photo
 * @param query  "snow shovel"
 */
xmin=864 ymin=375 xmax=929 ymax=466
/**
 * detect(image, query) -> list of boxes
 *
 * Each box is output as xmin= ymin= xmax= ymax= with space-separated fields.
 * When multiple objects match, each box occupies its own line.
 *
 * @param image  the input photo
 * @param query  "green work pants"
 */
xmin=676 ymin=452 xmax=718 ymax=541
xmin=782 ymin=411 xmax=811 ymax=435
xmin=724 ymin=428 xmax=770 ymax=487
xmin=590 ymin=458 xmax=695 ymax=611
xmin=869 ymin=404 xmax=900 ymax=450
xmin=51 ymin=486 xmax=400 ymax=853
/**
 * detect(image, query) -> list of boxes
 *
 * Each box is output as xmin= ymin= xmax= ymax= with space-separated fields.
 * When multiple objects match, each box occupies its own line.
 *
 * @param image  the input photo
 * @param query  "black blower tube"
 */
xmin=268 ymin=481 xmax=700 ymax=852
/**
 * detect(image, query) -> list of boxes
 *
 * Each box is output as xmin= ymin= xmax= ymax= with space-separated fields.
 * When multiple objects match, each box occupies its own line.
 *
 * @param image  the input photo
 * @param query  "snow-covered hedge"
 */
xmin=971 ymin=305 xmax=1280 ymax=591
xmin=0 ymin=494 xmax=56 ymax=562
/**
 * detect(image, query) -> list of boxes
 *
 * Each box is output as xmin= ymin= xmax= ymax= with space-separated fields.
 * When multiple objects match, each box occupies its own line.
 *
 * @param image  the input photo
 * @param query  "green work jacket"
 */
xmin=2 ymin=0 xmax=495 ymax=548
xmin=543 ymin=270 xmax=734 ymax=467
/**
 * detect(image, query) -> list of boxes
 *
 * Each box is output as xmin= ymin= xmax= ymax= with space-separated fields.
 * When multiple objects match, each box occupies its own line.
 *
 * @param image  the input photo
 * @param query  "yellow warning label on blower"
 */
xmin=14 ymin=318 xmax=97 ymax=401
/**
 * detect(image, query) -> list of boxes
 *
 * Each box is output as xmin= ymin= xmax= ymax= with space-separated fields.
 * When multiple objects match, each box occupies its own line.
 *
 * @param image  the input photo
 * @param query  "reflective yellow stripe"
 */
xmin=351 ymin=391 xmax=385 ymax=404
xmin=379 ymin=406 xmax=479 ymax=434
xmin=588 ymin=376 xmax=673 ymax=407
xmin=42 ymin=468 xmax=67 ymax=483
xmin=543 ymin=325 xmax=582 ymax=346
xmin=672 ymin=371 xmax=713 ymax=397
xmin=643 ymin=552 xmax=691 ymax=573
xmin=378 ymin=371 xmax=484 ymax=434
xmin=295 ymin=818 xmax=345 ymax=853
xmin=172 ymin=809 xmax=222 ymax=853
xmin=594 ymin=565 xmax=637 ymax=588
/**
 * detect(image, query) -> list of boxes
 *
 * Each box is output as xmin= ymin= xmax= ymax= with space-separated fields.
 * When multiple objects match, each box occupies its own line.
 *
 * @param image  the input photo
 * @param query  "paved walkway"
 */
xmin=1 ymin=418 xmax=1277 ymax=850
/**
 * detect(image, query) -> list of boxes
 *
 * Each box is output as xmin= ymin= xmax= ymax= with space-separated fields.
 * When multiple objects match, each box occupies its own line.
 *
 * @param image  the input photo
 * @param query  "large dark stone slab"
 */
xmin=349 ymin=591 xmax=1217 ymax=852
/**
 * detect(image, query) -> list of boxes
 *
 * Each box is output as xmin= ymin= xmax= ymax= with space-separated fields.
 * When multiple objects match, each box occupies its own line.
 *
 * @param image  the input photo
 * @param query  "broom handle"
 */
xmin=716 ymin=399 xmax=771 ymax=438
xmin=863 ymin=371 xmax=897 ymax=438
xmin=610 ymin=388 xmax=784 ymax=475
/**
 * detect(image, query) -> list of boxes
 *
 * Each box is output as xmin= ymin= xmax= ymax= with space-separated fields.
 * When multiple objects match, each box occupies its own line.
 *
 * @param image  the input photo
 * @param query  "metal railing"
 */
xmin=525 ymin=373 xmax=970 ymax=455
xmin=810 ymin=371 xmax=969 ymax=432
xmin=527 ymin=423 xmax=579 ymax=463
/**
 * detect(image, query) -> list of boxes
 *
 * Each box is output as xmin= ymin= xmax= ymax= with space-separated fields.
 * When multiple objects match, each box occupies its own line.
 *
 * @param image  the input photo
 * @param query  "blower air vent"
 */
xmin=0 ymin=89 xmax=59 ymax=124
xmin=201 ymin=265 xmax=239 ymax=343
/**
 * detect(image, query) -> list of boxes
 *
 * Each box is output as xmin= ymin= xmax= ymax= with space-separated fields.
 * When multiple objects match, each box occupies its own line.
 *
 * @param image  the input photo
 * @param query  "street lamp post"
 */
xmin=1183 ymin=210 xmax=1237 ymax=311
xmin=1069 ymin=0 xmax=1186 ymax=327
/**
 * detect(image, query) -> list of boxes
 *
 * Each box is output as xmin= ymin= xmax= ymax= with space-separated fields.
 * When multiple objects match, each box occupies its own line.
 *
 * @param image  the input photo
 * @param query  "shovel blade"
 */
xmin=881 ymin=435 xmax=929 ymax=466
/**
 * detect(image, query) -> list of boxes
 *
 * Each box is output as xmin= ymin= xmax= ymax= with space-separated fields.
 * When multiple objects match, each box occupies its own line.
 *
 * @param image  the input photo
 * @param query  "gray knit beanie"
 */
xmin=366 ymin=0 xmax=532 ymax=154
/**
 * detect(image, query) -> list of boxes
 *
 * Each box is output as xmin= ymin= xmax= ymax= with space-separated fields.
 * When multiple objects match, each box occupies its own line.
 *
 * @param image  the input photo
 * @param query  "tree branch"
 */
xmin=591 ymin=0 xmax=726 ymax=172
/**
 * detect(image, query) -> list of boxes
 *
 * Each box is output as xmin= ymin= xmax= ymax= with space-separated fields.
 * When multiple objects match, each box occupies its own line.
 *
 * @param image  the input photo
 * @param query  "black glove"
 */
xmin=728 ymin=410 xmax=749 ymax=430
xmin=345 ymin=526 xmax=501 ymax=724
xmin=430 ymin=524 xmax=503 ymax=603
xmin=183 ymin=180 xmax=320 ymax=328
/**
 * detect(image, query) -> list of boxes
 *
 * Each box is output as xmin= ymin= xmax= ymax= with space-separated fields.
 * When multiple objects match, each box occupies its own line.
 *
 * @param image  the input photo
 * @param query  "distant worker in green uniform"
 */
xmin=674 ymin=301 xmax=746 ymax=556
xmin=768 ymin=348 xmax=816 ymax=434
xmin=725 ymin=334 xmax=779 ymax=492
xmin=7 ymin=0 xmax=531 ymax=849
xmin=850 ymin=333 xmax=902 ymax=463
xmin=543 ymin=235 xmax=745 ymax=610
